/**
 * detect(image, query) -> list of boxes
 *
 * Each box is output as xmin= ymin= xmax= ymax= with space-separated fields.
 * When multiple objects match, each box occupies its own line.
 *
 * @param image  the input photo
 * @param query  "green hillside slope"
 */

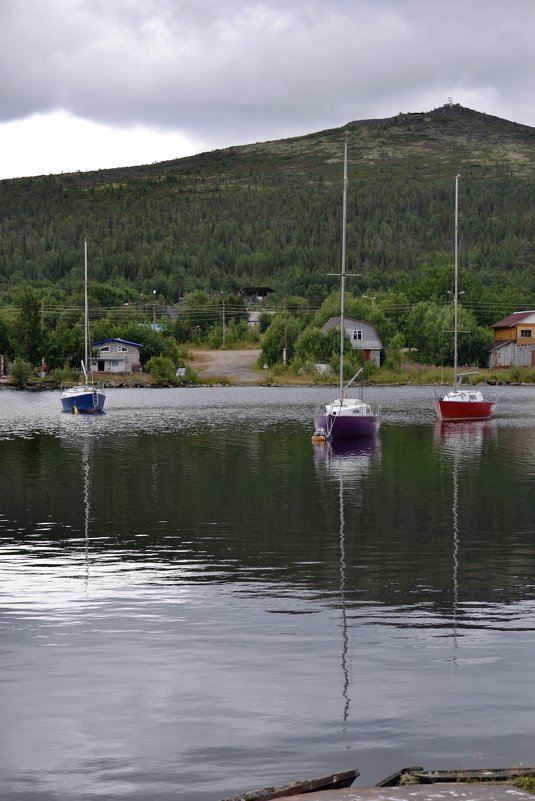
xmin=0 ymin=103 xmax=534 ymax=307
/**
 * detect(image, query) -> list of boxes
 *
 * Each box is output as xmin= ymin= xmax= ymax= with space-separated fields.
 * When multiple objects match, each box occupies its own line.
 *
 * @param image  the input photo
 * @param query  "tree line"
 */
xmin=0 ymin=282 xmax=496 ymax=383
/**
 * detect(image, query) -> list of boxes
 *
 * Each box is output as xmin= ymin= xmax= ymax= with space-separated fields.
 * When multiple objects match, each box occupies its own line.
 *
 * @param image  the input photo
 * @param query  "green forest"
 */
xmin=1 ymin=103 xmax=534 ymax=378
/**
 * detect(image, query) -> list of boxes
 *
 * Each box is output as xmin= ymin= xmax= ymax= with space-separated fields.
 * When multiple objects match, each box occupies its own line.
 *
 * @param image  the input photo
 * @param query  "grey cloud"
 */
xmin=1 ymin=0 xmax=535 ymax=150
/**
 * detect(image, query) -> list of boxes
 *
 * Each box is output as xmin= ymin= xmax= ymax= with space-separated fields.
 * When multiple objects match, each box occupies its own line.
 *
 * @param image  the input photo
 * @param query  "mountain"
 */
xmin=0 ymin=103 xmax=534 ymax=306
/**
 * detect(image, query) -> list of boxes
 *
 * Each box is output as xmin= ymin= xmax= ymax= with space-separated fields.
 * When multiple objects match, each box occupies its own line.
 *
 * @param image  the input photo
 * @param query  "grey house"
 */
xmin=321 ymin=316 xmax=382 ymax=367
xmin=91 ymin=338 xmax=143 ymax=373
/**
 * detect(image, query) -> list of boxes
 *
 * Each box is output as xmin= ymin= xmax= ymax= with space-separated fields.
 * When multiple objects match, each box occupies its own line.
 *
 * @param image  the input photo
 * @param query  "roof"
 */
xmin=92 ymin=338 xmax=144 ymax=348
xmin=239 ymin=286 xmax=274 ymax=296
xmin=491 ymin=311 xmax=535 ymax=328
xmin=321 ymin=316 xmax=383 ymax=348
xmin=322 ymin=316 xmax=369 ymax=330
xmin=488 ymin=339 xmax=515 ymax=352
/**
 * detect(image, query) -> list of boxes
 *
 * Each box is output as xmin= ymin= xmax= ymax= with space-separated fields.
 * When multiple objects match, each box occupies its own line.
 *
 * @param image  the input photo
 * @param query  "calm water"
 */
xmin=1 ymin=384 xmax=535 ymax=800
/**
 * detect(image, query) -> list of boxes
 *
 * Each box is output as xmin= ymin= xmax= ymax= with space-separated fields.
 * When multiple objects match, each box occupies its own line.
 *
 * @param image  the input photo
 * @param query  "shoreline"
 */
xmin=0 ymin=378 xmax=529 ymax=391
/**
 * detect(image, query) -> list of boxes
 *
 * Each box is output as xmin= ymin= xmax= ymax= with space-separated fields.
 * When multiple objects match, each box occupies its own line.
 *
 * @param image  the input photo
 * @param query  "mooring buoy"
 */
xmin=311 ymin=428 xmax=327 ymax=444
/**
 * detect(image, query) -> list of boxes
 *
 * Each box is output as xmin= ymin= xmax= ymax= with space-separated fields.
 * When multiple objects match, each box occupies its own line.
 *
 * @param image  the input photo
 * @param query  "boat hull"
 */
xmin=434 ymin=398 xmax=495 ymax=422
xmin=314 ymin=412 xmax=379 ymax=439
xmin=60 ymin=388 xmax=106 ymax=414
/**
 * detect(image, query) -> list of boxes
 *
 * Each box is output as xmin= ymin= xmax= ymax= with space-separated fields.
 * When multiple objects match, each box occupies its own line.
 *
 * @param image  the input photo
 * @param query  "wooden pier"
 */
xmin=221 ymin=767 xmax=535 ymax=801
xmin=270 ymin=785 xmax=534 ymax=801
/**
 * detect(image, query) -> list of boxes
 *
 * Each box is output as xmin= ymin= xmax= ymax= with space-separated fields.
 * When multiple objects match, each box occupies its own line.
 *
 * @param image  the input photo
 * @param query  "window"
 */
xmin=99 ymin=346 xmax=110 ymax=352
xmin=117 ymin=346 xmax=128 ymax=352
xmin=352 ymin=330 xmax=362 ymax=341
xmin=520 ymin=329 xmax=532 ymax=338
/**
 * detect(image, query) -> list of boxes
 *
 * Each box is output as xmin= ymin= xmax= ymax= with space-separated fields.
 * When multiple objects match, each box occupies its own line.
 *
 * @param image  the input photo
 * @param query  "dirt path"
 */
xmin=189 ymin=349 xmax=263 ymax=385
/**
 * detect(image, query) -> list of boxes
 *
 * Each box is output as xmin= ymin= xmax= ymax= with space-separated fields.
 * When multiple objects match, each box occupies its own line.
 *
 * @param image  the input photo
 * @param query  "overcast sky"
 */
xmin=1 ymin=0 xmax=534 ymax=180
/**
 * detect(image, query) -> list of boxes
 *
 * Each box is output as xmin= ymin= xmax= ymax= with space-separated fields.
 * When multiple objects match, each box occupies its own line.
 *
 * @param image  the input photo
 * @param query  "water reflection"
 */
xmin=4 ymin=391 xmax=535 ymax=797
xmin=82 ymin=436 xmax=92 ymax=589
xmin=433 ymin=421 xmax=497 ymax=662
xmin=451 ymin=443 xmax=460 ymax=659
xmin=312 ymin=436 xmax=380 ymax=480
xmin=312 ymin=437 xmax=380 ymax=728
xmin=433 ymin=420 xmax=495 ymax=456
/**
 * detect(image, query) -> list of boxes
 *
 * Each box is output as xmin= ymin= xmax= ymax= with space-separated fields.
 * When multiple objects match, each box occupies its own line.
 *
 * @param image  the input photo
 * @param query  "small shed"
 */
xmin=321 ymin=316 xmax=382 ymax=367
xmin=239 ymin=286 xmax=274 ymax=301
xmin=91 ymin=338 xmax=143 ymax=373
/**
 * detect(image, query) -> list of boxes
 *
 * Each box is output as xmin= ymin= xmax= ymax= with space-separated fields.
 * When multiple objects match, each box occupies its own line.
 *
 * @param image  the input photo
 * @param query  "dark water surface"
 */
xmin=1 ymin=385 xmax=535 ymax=800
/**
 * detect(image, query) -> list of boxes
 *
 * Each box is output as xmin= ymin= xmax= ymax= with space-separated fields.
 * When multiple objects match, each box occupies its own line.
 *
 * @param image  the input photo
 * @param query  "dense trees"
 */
xmin=260 ymin=290 xmax=494 ymax=372
xmin=1 ymin=171 xmax=534 ymax=308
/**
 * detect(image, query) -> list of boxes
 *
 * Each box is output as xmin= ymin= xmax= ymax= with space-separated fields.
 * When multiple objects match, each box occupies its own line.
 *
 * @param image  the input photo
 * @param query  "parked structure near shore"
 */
xmin=489 ymin=310 xmax=535 ymax=367
xmin=321 ymin=316 xmax=382 ymax=367
xmin=91 ymin=338 xmax=143 ymax=373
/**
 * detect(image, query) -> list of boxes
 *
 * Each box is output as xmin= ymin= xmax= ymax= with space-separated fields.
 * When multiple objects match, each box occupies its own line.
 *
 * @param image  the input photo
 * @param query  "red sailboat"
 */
xmin=434 ymin=175 xmax=496 ymax=422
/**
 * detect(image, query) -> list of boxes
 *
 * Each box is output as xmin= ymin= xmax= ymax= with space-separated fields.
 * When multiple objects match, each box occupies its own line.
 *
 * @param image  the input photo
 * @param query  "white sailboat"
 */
xmin=313 ymin=137 xmax=380 ymax=440
xmin=434 ymin=175 xmax=496 ymax=422
xmin=60 ymin=240 xmax=106 ymax=413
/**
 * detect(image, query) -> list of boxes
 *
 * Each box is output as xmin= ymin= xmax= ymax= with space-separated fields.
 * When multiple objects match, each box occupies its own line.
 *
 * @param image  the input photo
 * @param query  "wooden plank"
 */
xmin=375 ymin=766 xmax=424 ymax=787
xmin=271 ymin=785 xmax=535 ymax=801
xmin=377 ymin=767 xmax=535 ymax=786
xmin=219 ymin=769 xmax=359 ymax=801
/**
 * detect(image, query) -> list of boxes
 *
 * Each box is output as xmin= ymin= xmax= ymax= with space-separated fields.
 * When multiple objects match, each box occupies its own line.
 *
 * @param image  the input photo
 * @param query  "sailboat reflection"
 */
xmin=433 ymin=422 xmax=492 ymax=661
xmin=313 ymin=436 xmax=380 ymax=724
xmin=313 ymin=436 xmax=380 ymax=480
xmin=451 ymin=443 xmax=460 ymax=658
xmin=433 ymin=420 xmax=494 ymax=456
xmin=81 ymin=436 xmax=92 ymax=587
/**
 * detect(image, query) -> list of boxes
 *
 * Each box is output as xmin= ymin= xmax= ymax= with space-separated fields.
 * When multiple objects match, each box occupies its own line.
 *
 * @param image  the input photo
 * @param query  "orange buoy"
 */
xmin=311 ymin=428 xmax=327 ymax=444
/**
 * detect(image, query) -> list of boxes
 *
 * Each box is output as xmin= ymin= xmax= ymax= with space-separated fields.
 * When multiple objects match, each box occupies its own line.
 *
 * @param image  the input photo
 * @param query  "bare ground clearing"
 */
xmin=189 ymin=349 xmax=263 ymax=385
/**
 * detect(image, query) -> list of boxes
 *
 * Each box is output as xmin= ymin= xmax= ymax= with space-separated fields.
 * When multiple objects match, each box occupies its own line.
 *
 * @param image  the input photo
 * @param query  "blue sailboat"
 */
xmin=60 ymin=240 xmax=106 ymax=414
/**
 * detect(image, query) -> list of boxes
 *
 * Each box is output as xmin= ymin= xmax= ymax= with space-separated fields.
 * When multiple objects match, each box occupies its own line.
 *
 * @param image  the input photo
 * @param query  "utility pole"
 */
xmin=152 ymin=290 xmax=156 ymax=326
xmin=222 ymin=300 xmax=226 ymax=347
xmin=283 ymin=297 xmax=288 ymax=365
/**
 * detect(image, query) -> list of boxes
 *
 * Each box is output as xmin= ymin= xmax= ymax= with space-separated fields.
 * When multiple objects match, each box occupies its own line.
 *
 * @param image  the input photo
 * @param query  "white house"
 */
xmin=321 ymin=316 xmax=382 ymax=367
xmin=91 ymin=338 xmax=143 ymax=373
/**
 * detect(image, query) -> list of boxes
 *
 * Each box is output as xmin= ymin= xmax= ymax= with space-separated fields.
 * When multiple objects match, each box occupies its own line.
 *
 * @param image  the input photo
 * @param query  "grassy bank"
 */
xmin=259 ymin=363 xmax=535 ymax=387
xmin=4 ymin=361 xmax=535 ymax=389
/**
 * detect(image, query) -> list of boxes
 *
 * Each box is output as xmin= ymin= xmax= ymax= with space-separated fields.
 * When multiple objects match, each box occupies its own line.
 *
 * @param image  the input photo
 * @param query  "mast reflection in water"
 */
xmin=313 ymin=437 xmax=380 ymax=729
xmin=433 ymin=420 xmax=495 ymax=661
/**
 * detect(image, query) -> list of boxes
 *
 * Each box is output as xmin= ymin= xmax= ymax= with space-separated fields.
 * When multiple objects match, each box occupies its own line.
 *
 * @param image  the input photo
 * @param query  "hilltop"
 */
xmin=8 ymin=102 xmax=533 ymax=186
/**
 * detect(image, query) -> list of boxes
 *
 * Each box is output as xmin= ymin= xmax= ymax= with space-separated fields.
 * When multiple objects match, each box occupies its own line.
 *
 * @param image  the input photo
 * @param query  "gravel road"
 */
xmin=189 ymin=349 xmax=263 ymax=385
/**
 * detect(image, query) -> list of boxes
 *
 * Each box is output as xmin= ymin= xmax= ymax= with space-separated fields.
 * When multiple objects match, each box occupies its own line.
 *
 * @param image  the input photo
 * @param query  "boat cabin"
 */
xmin=91 ymin=338 xmax=143 ymax=373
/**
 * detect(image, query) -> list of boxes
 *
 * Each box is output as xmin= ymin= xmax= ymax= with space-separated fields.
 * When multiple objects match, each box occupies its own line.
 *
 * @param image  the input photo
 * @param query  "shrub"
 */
xmin=10 ymin=358 xmax=33 ymax=387
xmin=145 ymin=356 xmax=177 ymax=382
xmin=183 ymin=365 xmax=197 ymax=384
xmin=51 ymin=364 xmax=78 ymax=385
xmin=384 ymin=332 xmax=405 ymax=370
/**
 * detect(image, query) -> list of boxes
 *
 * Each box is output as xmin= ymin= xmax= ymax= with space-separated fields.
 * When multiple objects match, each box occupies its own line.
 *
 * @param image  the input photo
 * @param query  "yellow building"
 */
xmin=489 ymin=311 xmax=535 ymax=367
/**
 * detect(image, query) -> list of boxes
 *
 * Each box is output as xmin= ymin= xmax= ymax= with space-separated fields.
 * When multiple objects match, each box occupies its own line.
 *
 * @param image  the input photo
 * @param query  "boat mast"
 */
xmin=339 ymin=135 xmax=348 ymax=398
xmin=84 ymin=239 xmax=89 ymax=380
xmin=453 ymin=174 xmax=460 ymax=391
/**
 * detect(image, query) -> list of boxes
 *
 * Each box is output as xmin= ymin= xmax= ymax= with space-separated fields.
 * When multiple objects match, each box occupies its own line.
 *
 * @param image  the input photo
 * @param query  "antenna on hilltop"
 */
xmin=448 ymin=97 xmax=454 ymax=108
